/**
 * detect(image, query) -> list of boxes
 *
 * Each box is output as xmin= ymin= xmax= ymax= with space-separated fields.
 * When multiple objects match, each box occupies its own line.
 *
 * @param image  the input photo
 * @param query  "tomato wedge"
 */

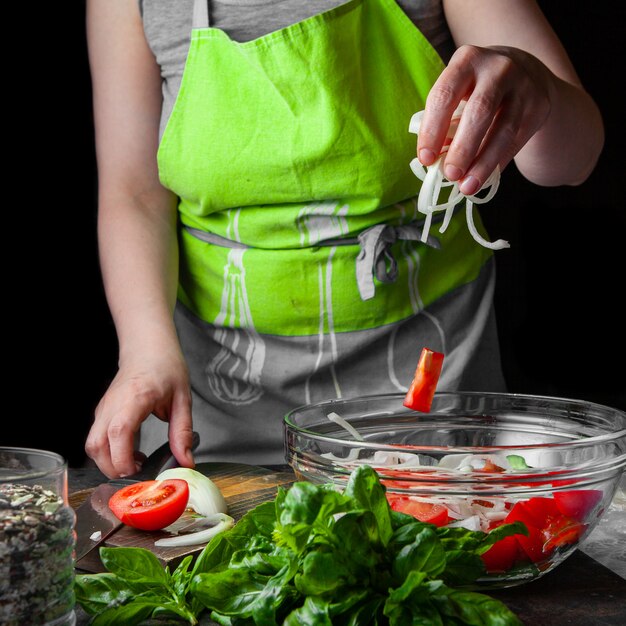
xmin=403 ymin=347 xmax=444 ymax=413
xmin=553 ymin=490 xmax=603 ymax=522
xmin=108 ymin=479 xmax=190 ymax=531
xmin=387 ymin=495 xmax=450 ymax=527
xmin=481 ymin=535 xmax=521 ymax=573
xmin=504 ymin=497 xmax=586 ymax=563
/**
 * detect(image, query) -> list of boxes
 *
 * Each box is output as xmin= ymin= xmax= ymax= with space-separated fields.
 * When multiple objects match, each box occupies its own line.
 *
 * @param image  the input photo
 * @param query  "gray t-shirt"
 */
xmin=138 ymin=0 xmax=455 ymax=139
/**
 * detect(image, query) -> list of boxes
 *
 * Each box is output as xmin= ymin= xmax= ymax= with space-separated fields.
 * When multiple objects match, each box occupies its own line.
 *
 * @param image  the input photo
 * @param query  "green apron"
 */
xmin=140 ymin=0 xmax=504 ymax=463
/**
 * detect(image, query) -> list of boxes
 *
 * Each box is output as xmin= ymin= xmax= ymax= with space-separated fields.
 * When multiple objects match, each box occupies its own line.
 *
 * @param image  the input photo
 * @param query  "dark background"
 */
xmin=8 ymin=2 xmax=624 ymax=467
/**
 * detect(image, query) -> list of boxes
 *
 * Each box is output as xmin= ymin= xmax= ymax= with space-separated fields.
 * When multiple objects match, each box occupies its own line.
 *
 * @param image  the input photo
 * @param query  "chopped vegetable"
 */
xmin=154 ymin=513 xmax=234 ymax=547
xmin=553 ymin=489 xmax=603 ymax=522
xmin=480 ymin=534 xmax=520 ymax=574
xmin=327 ymin=411 xmax=365 ymax=441
xmin=409 ymin=103 xmax=510 ymax=249
xmin=403 ymin=347 xmax=444 ymax=412
xmin=506 ymin=454 xmax=531 ymax=470
xmin=387 ymin=494 xmax=450 ymax=526
xmin=504 ymin=497 xmax=587 ymax=563
xmin=108 ymin=479 xmax=189 ymax=531
xmin=156 ymin=467 xmax=228 ymax=517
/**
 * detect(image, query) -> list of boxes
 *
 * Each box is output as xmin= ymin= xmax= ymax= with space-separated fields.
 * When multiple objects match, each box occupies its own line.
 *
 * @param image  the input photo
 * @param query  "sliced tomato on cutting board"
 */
xmin=109 ymin=479 xmax=190 ymax=531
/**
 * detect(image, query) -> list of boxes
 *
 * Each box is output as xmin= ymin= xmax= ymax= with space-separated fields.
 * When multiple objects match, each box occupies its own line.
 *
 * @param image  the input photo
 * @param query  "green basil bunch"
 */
xmin=76 ymin=466 xmax=526 ymax=625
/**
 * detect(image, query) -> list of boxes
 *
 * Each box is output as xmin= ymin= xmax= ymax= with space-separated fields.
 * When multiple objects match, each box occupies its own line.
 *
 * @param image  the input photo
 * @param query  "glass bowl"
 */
xmin=284 ymin=392 xmax=626 ymax=589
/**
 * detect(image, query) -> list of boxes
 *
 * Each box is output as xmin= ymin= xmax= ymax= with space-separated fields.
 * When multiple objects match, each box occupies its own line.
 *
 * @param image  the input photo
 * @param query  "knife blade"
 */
xmin=74 ymin=431 xmax=200 ymax=562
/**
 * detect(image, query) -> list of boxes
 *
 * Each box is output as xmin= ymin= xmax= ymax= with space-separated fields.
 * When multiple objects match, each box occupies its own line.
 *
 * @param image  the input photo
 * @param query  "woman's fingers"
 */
xmin=417 ymin=51 xmax=475 ymax=166
xmin=168 ymin=387 xmax=195 ymax=469
xmin=85 ymin=359 xmax=192 ymax=478
xmin=86 ymin=385 xmax=152 ymax=477
xmin=417 ymin=45 xmax=552 ymax=192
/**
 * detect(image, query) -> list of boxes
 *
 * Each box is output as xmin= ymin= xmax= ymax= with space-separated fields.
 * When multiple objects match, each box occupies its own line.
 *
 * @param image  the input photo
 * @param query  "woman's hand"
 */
xmin=417 ymin=45 xmax=553 ymax=195
xmin=421 ymin=0 xmax=604 ymax=190
xmin=86 ymin=348 xmax=194 ymax=478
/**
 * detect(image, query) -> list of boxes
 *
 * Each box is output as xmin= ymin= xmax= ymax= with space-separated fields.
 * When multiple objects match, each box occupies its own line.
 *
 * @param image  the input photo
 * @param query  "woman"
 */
xmin=85 ymin=0 xmax=603 ymax=478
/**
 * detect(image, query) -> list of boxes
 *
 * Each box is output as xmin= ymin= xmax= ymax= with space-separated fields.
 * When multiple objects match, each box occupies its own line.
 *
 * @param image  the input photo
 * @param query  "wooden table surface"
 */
xmin=69 ymin=466 xmax=626 ymax=626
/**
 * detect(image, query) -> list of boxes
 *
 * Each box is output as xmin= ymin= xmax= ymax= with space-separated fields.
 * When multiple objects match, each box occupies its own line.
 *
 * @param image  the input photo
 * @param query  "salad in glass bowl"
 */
xmin=284 ymin=391 xmax=626 ymax=588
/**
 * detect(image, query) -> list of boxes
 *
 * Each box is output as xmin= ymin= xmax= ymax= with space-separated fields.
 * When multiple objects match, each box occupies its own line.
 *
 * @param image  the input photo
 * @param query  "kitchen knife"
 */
xmin=74 ymin=431 xmax=200 ymax=562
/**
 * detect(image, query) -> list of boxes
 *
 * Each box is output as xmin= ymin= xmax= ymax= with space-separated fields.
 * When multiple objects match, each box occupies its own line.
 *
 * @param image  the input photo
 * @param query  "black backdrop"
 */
xmin=8 ymin=2 xmax=624 ymax=466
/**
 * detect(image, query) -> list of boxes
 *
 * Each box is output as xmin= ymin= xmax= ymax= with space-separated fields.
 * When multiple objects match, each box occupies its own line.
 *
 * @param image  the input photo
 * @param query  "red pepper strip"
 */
xmin=403 ymin=347 xmax=445 ymax=413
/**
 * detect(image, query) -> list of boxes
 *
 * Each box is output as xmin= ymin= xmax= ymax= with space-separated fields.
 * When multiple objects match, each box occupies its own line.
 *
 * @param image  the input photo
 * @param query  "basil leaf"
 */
xmin=192 ymin=500 xmax=276 ymax=577
xmin=99 ymin=546 xmax=169 ymax=585
xmin=392 ymin=526 xmax=446 ymax=583
xmin=436 ymin=589 xmax=524 ymax=626
xmin=506 ymin=454 xmax=531 ymax=469
xmin=90 ymin=600 xmax=160 ymax=626
xmin=294 ymin=550 xmax=354 ymax=595
xmin=284 ymin=596 xmax=333 ymax=626
xmin=332 ymin=510 xmax=382 ymax=571
xmin=344 ymin=465 xmax=393 ymax=547
xmin=384 ymin=573 xmax=445 ymax=626
xmin=171 ymin=554 xmax=194 ymax=596
xmin=440 ymin=550 xmax=485 ymax=586
xmin=342 ymin=596 xmax=385 ymax=626
xmin=474 ymin=522 xmax=528 ymax=555
xmin=275 ymin=482 xmax=351 ymax=554
xmin=74 ymin=573 xmax=134 ymax=615
xmin=192 ymin=568 xmax=270 ymax=615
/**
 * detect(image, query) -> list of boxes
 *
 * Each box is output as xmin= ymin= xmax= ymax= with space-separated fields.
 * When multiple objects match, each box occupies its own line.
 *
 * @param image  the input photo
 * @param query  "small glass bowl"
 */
xmin=284 ymin=392 xmax=626 ymax=588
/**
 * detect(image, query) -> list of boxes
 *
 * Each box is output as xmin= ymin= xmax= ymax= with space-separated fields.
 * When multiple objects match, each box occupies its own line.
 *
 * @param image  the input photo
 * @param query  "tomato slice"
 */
xmin=403 ymin=347 xmax=445 ymax=413
xmin=108 ymin=479 xmax=190 ymax=531
xmin=387 ymin=495 xmax=450 ymax=527
xmin=553 ymin=490 xmax=603 ymax=522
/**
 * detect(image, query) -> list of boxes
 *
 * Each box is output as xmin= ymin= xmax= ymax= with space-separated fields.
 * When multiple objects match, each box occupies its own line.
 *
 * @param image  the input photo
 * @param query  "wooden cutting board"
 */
xmin=71 ymin=462 xmax=296 ymax=573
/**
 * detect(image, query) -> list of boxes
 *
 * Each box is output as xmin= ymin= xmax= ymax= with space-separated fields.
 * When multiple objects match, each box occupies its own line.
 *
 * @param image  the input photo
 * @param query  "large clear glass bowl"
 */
xmin=284 ymin=392 xmax=626 ymax=588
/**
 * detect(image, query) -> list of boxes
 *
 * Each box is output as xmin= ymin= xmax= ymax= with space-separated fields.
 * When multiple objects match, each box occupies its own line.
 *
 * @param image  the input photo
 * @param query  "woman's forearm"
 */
xmin=98 ymin=185 xmax=181 ymax=366
xmin=514 ymin=73 xmax=604 ymax=187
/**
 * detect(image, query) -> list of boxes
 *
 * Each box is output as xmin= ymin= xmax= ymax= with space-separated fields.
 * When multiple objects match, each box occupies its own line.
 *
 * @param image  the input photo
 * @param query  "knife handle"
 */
xmin=126 ymin=431 xmax=200 ymax=482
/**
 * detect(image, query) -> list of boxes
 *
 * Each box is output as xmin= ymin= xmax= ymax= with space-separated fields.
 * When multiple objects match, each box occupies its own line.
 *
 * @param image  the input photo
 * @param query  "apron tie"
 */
xmin=356 ymin=223 xmax=440 ymax=301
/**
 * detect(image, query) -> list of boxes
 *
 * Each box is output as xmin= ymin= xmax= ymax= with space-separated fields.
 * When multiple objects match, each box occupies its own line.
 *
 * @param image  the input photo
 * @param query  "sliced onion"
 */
xmin=466 ymin=200 xmax=510 ymax=250
xmin=327 ymin=412 xmax=365 ymax=442
xmin=156 ymin=467 xmax=228 ymax=517
xmin=408 ymin=103 xmax=509 ymax=250
xmin=155 ymin=513 xmax=234 ymax=547
xmin=446 ymin=515 xmax=482 ymax=531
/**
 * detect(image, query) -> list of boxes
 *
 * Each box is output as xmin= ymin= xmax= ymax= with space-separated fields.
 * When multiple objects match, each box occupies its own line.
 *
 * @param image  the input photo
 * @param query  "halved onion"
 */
xmin=156 ymin=467 xmax=227 ymax=517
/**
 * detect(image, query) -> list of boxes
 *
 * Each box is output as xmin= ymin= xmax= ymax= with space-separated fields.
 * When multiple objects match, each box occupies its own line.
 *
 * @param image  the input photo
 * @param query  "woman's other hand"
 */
xmin=85 ymin=349 xmax=194 ymax=479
